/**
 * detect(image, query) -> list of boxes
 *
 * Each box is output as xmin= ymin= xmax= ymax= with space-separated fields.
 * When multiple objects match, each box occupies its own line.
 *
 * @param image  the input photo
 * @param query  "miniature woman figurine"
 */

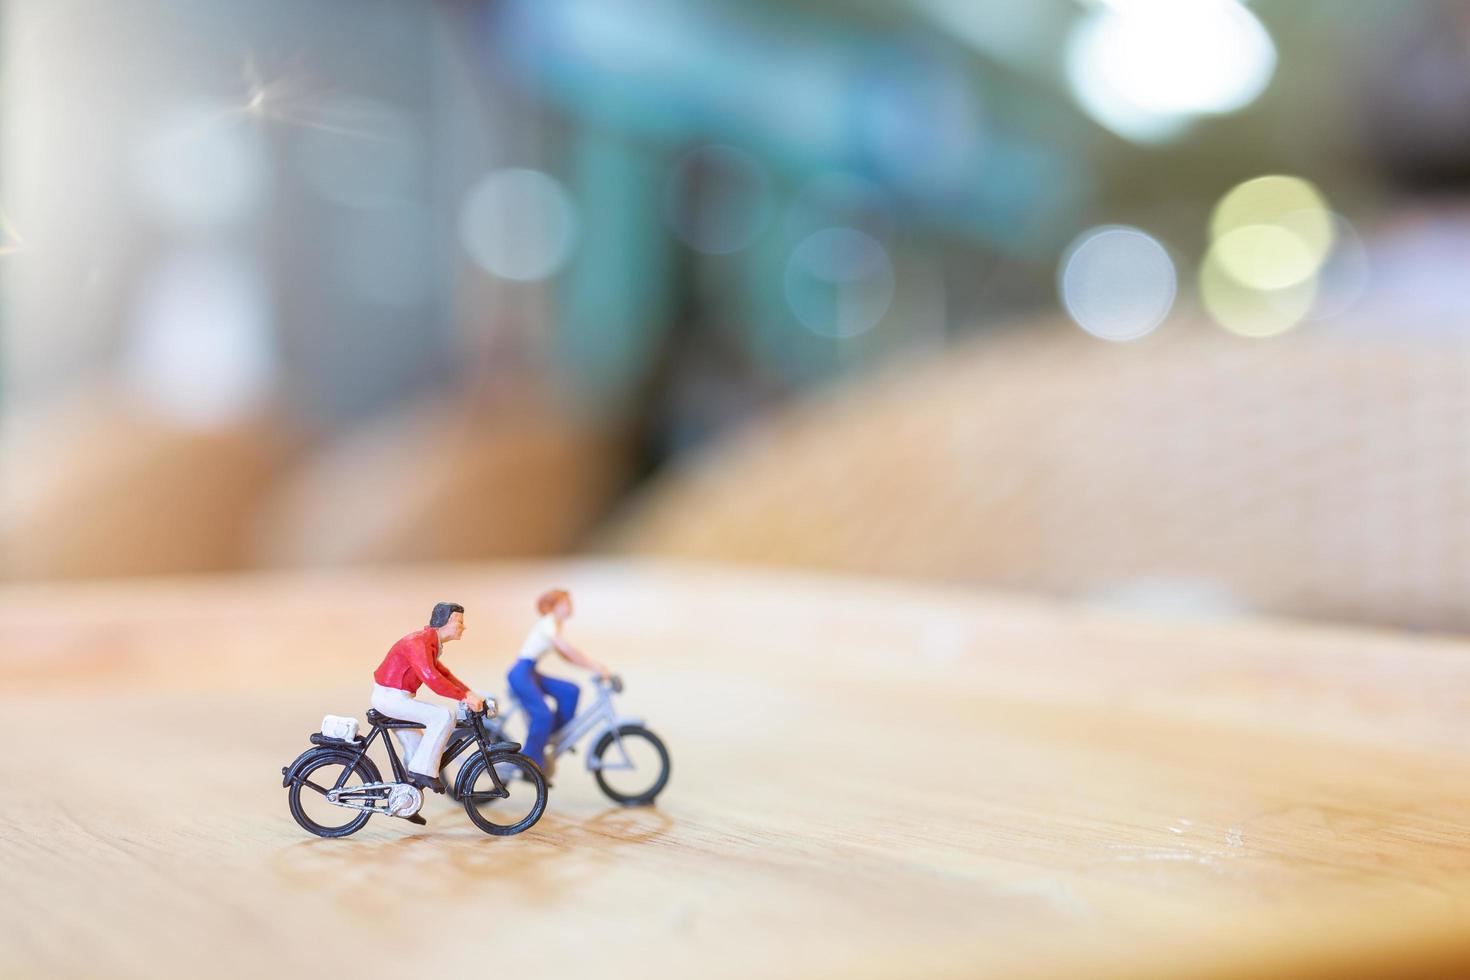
xmin=509 ymin=589 xmax=610 ymax=774
xmin=371 ymin=602 xmax=484 ymax=792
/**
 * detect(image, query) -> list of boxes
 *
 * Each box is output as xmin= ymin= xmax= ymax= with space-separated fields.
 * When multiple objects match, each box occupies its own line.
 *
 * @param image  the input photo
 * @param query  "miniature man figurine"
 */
xmin=372 ymin=602 xmax=484 ymax=792
xmin=509 ymin=589 xmax=611 ymax=774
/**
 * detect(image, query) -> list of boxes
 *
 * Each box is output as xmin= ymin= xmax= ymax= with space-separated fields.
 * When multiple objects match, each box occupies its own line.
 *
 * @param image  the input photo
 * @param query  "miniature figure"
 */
xmin=508 ymin=589 xmax=609 ymax=772
xmin=487 ymin=589 xmax=671 ymax=804
xmin=371 ymin=602 xmax=479 ymax=792
xmin=280 ymin=603 xmax=548 ymax=838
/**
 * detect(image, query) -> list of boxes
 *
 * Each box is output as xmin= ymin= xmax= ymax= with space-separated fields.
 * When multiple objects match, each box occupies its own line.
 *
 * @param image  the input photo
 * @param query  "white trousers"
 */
xmin=371 ymin=684 xmax=454 ymax=777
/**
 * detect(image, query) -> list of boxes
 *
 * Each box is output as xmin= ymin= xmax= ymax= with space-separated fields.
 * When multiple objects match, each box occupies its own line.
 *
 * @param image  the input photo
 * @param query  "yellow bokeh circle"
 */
xmin=1200 ymin=239 xmax=1317 ymax=338
xmin=1210 ymin=175 xmax=1334 ymax=281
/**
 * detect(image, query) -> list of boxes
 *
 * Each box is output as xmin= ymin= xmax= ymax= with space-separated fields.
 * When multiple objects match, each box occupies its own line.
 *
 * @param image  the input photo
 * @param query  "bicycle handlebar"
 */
xmin=461 ymin=697 xmax=499 ymax=719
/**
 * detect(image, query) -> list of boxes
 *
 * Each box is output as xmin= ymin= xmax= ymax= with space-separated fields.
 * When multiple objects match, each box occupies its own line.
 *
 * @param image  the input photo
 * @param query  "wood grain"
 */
xmin=5 ymin=560 xmax=1470 ymax=979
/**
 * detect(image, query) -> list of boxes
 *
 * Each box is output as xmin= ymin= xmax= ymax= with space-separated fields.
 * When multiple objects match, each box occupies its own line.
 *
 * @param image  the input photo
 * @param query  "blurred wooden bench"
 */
xmin=611 ymin=318 xmax=1470 ymax=632
xmin=0 ymin=387 xmax=620 ymax=579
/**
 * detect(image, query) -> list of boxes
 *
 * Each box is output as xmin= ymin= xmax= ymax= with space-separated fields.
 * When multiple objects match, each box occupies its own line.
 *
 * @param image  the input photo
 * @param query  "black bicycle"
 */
xmin=281 ymin=703 xmax=547 ymax=838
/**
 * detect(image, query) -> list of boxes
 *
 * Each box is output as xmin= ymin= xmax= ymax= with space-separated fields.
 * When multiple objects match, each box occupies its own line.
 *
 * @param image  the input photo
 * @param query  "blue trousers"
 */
xmin=507 ymin=658 xmax=579 ymax=767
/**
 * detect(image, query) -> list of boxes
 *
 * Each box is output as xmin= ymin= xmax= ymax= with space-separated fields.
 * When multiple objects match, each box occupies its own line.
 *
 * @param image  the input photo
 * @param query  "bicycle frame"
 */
xmin=288 ymin=713 xmax=514 ymax=801
xmin=494 ymin=679 xmax=645 ymax=773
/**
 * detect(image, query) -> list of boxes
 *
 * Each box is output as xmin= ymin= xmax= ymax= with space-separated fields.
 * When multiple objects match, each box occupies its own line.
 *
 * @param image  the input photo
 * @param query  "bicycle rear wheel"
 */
xmin=287 ymin=751 xmax=381 ymax=838
xmin=459 ymin=753 xmax=547 ymax=836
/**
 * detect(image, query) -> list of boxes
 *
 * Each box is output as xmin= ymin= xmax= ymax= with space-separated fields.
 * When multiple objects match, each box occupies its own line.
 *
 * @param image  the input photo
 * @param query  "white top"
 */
xmin=518 ymin=614 xmax=561 ymax=663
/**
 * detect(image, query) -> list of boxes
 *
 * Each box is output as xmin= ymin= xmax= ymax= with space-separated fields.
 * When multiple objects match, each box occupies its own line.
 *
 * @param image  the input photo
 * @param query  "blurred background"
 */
xmin=5 ymin=0 xmax=1470 ymax=632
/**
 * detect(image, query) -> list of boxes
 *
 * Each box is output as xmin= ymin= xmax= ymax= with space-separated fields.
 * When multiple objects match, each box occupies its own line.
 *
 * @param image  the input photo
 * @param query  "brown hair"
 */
xmin=536 ymin=589 xmax=571 ymax=616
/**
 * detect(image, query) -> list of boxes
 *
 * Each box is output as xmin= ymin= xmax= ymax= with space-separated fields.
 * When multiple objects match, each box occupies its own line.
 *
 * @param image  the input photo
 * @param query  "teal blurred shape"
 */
xmin=555 ymin=125 xmax=675 ymax=409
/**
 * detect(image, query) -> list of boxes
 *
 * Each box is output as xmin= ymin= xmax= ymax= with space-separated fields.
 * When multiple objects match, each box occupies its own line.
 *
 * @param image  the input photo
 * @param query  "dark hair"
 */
xmin=429 ymin=602 xmax=464 ymax=628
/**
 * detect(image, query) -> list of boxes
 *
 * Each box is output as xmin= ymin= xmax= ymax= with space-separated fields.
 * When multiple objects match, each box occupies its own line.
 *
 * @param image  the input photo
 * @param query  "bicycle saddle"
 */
xmin=366 ymin=708 xmax=426 ymax=729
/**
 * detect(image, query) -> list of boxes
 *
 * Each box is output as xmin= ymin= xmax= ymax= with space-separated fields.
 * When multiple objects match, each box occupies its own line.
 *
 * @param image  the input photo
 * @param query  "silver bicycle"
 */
xmin=484 ymin=674 xmax=670 ymax=805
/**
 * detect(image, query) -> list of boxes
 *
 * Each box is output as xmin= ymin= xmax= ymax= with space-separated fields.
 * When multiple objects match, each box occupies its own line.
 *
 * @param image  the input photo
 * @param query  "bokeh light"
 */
xmin=1202 ymin=174 xmax=1336 ymax=336
xmin=123 ymin=249 xmax=276 ymax=428
xmin=1211 ymin=223 xmax=1319 ymax=291
xmin=133 ymin=103 xmax=269 ymax=230
xmin=1058 ymin=225 xmax=1176 ymax=342
xmin=1211 ymin=175 xmax=1331 ymax=245
xmin=663 ymin=145 xmax=773 ymax=255
xmin=1210 ymin=174 xmax=1334 ymax=288
xmin=1065 ymin=0 xmax=1277 ymax=143
xmin=1199 ymin=240 xmax=1318 ymax=338
xmin=460 ymin=169 xmax=579 ymax=281
xmin=784 ymin=227 xmax=895 ymax=339
xmin=1307 ymin=215 xmax=1370 ymax=321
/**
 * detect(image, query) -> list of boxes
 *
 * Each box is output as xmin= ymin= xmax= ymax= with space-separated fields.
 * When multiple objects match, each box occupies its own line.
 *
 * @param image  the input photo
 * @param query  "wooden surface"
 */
xmin=7 ymin=560 xmax=1470 ymax=978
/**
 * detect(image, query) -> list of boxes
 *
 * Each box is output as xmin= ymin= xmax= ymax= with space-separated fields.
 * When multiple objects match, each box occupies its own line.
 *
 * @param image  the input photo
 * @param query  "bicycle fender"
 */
xmin=281 ymin=746 xmax=363 ymax=788
xmin=452 ymin=745 xmax=525 ymax=796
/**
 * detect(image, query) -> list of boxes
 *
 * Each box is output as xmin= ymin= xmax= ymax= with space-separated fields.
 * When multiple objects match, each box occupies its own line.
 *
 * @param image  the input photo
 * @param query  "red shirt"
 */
xmin=373 ymin=627 xmax=471 ymax=700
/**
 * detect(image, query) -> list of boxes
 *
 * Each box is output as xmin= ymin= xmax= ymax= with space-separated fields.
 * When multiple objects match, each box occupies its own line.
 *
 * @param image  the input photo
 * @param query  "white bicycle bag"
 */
xmin=321 ymin=715 xmax=360 ymax=741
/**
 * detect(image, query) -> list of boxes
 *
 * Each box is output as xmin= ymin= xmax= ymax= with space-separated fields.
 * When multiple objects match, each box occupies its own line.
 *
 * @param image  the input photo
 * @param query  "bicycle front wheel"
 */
xmin=459 ymin=753 xmax=547 ymax=836
xmin=591 ymin=725 xmax=670 ymax=805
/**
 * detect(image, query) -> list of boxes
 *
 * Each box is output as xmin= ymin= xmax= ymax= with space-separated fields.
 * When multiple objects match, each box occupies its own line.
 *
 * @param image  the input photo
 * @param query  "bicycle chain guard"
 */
xmin=326 ymin=781 xmax=423 ymax=818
